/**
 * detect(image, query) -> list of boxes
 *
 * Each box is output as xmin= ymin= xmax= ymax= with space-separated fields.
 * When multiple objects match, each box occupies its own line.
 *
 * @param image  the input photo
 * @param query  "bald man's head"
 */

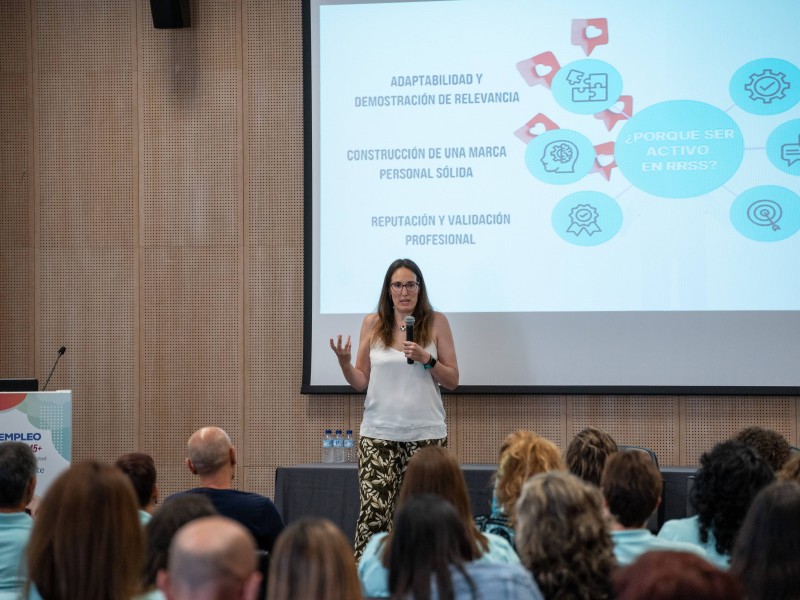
xmin=159 ymin=516 xmax=260 ymax=600
xmin=186 ymin=427 xmax=234 ymax=477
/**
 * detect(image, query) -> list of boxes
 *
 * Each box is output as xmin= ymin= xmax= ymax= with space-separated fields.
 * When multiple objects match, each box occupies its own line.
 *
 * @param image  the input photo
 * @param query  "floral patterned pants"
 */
xmin=353 ymin=435 xmax=447 ymax=561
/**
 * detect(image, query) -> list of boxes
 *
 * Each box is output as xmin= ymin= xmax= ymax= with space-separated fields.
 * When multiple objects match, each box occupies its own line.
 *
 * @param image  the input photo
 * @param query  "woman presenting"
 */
xmin=330 ymin=258 xmax=459 ymax=559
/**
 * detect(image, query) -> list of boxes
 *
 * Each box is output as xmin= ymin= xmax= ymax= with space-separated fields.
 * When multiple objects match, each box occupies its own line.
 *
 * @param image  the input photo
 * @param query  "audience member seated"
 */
xmin=476 ymin=430 xmax=565 ymax=548
xmin=777 ymin=453 xmax=800 ymax=483
xmin=515 ymin=471 xmax=616 ymax=600
xmin=730 ymin=481 xmax=800 ymax=600
xmin=732 ymin=425 xmax=791 ymax=472
xmin=167 ymin=427 xmax=284 ymax=552
xmin=157 ymin=516 xmax=261 ymax=600
xmin=267 ymin=517 xmax=363 ymax=600
xmin=612 ymin=551 xmax=743 ymax=600
xmin=387 ymin=494 xmax=543 ymax=600
xmin=0 ymin=442 xmax=37 ymax=600
xmin=358 ymin=446 xmax=519 ymax=598
xmin=565 ymin=427 xmax=618 ymax=487
xmin=600 ymin=451 xmax=706 ymax=564
xmin=140 ymin=495 xmax=218 ymax=600
xmin=25 ymin=461 xmax=144 ymax=600
xmin=657 ymin=440 xmax=773 ymax=569
xmin=116 ymin=452 xmax=159 ymax=525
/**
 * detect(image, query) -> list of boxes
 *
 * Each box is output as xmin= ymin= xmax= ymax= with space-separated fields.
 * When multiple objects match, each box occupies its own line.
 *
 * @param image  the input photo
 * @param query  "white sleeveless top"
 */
xmin=360 ymin=343 xmax=446 ymax=442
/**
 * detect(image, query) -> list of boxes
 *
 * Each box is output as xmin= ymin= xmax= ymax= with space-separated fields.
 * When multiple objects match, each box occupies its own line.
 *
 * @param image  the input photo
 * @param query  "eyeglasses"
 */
xmin=390 ymin=281 xmax=419 ymax=292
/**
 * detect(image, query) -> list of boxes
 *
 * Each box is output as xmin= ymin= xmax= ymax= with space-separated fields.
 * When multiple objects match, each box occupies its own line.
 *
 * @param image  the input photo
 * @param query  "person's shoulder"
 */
xmin=481 ymin=531 xmax=520 ymax=564
xmin=657 ymin=516 xmax=700 ymax=540
xmin=163 ymin=489 xmax=196 ymax=502
xmin=358 ymin=532 xmax=390 ymax=597
xmin=462 ymin=562 xmax=543 ymax=599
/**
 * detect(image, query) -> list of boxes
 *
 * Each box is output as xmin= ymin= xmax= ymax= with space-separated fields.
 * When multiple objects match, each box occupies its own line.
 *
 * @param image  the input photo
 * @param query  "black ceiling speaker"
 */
xmin=150 ymin=0 xmax=191 ymax=28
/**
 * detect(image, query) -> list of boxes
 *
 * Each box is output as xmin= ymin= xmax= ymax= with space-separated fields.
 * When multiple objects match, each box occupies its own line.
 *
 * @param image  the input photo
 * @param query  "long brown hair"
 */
xmin=26 ymin=461 xmax=144 ymax=600
xmin=381 ymin=446 xmax=487 ymax=565
xmin=267 ymin=517 xmax=363 ymax=600
xmin=373 ymin=258 xmax=434 ymax=349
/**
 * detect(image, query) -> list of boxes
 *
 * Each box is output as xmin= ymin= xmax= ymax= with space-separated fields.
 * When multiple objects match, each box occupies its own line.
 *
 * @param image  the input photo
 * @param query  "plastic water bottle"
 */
xmin=322 ymin=429 xmax=334 ymax=463
xmin=344 ymin=430 xmax=355 ymax=463
xmin=333 ymin=429 xmax=345 ymax=463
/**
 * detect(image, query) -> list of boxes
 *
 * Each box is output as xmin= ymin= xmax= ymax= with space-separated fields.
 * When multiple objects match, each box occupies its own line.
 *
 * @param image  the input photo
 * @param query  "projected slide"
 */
xmin=315 ymin=0 xmax=800 ymax=314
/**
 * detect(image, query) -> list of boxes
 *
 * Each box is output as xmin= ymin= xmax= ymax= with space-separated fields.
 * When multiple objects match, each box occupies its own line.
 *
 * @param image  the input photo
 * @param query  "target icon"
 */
xmin=747 ymin=199 xmax=782 ymax=231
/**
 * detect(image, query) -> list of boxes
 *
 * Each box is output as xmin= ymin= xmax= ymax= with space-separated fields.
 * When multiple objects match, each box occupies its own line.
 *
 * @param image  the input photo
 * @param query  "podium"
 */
xmin=0 ymin=391 xmax=72 ymax=497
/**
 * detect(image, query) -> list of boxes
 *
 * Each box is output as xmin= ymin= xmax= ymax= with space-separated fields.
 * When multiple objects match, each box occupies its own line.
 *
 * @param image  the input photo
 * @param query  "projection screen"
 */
xmin=302 ymin=0 xmax=800 ymax=394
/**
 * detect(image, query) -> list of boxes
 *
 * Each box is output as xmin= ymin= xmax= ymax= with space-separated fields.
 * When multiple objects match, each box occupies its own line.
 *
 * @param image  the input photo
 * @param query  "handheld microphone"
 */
xmin=405 ymin=316 xmax=415 ymax=364
xmin=42 ymin=346 xmax=66 ymax=391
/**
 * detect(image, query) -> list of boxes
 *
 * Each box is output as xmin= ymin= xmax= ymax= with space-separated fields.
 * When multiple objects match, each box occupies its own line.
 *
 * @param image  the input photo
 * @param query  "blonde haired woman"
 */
xmin=476 ymin=430 xmax=565 ymax=547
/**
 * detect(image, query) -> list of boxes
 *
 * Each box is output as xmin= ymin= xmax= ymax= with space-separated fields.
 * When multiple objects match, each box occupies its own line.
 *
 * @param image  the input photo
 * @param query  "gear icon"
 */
xmin=744 ymin=69 xmax=790 ymax=104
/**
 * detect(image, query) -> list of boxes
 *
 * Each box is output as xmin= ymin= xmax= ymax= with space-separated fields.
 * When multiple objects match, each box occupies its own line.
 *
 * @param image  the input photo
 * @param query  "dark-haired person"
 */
xmin=730 ymin=481 xmax=800 ymax=600
xmin=0 ymin=442 xmax=37 ymax=598
xmin=732 ymin=425 xmax=791 ymax=472
xmin=565 ymin=427 xmax=618 ymax=487
xmin=388 ymin=494 xmax=543 ymax=600
xmin=140 ymin=495 xmax=218 ymax=600
xmin=330 ymin=258 xmax=459 ymax=559
xmin=613 ymin=551 xmax=743 ymax=600
xmin=116 ymin=452 xmax=159 ymax=525
xmin=600 ymin=451 xmax=706 ymax=565
xmin=358 ymin=446 xmax=518 ymax=598
xmin=657 ymin=440 xmax=773 ymax=569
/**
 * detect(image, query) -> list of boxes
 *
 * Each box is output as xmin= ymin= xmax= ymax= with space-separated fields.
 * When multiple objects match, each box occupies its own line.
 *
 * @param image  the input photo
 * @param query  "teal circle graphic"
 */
xmin=551 ymin=59 xmax=623 ymax=115
xmin=766 ymin=119 xmax=800 ymax=176
xmin=552 ymin=191 xmax=623 ymax=246
xmin=615 ymin=100 xmax=744 ymax=198
xmin=525 ymin=129 xmax=595 ymax=184
xmin=730 ymin=58 xmax=800 ymax=116
xmin=730 ymin=185 xmax=800 ymax=242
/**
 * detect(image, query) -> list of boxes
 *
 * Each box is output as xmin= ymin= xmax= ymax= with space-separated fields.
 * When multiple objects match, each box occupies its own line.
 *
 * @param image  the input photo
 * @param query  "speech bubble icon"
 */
xmin=516 ymin=51 xmax=561 ymax=88
xmin=594 ymin=95 xmax=633 ymax=131
xmin=514 ymin=113 xmax=560 ymax=144
xmin=782 ymin=136 xmax=800 ymax=167
xmin=571 ymin=18 xmax=609 ymax=56
xmin=591 ymin=141 xmax=617 ymax=180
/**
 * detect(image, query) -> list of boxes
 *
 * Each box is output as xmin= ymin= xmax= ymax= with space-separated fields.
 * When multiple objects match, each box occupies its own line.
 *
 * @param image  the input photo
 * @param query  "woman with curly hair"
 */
xmin=657 ymin=440 xmax=774 ymax=569
xmin=358 ymin=446 xmax=519 ymax=598
xmin=732 ymin=425 xmax=791 ymax=472
xmin=515 ymin=471 xmax=616 ymax=600
xmin=729 ymin=481 xmax=800 ymax=600
xmin=565 ymin=427 xmax=618 ymax=487
xmin=475 ymin=430 xmax=565 ymax=548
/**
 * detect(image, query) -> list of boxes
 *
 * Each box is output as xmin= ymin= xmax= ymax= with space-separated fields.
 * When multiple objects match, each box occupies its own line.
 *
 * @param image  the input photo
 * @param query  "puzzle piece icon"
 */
xmin=571 ymin=73 xmax=608 ymax=102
